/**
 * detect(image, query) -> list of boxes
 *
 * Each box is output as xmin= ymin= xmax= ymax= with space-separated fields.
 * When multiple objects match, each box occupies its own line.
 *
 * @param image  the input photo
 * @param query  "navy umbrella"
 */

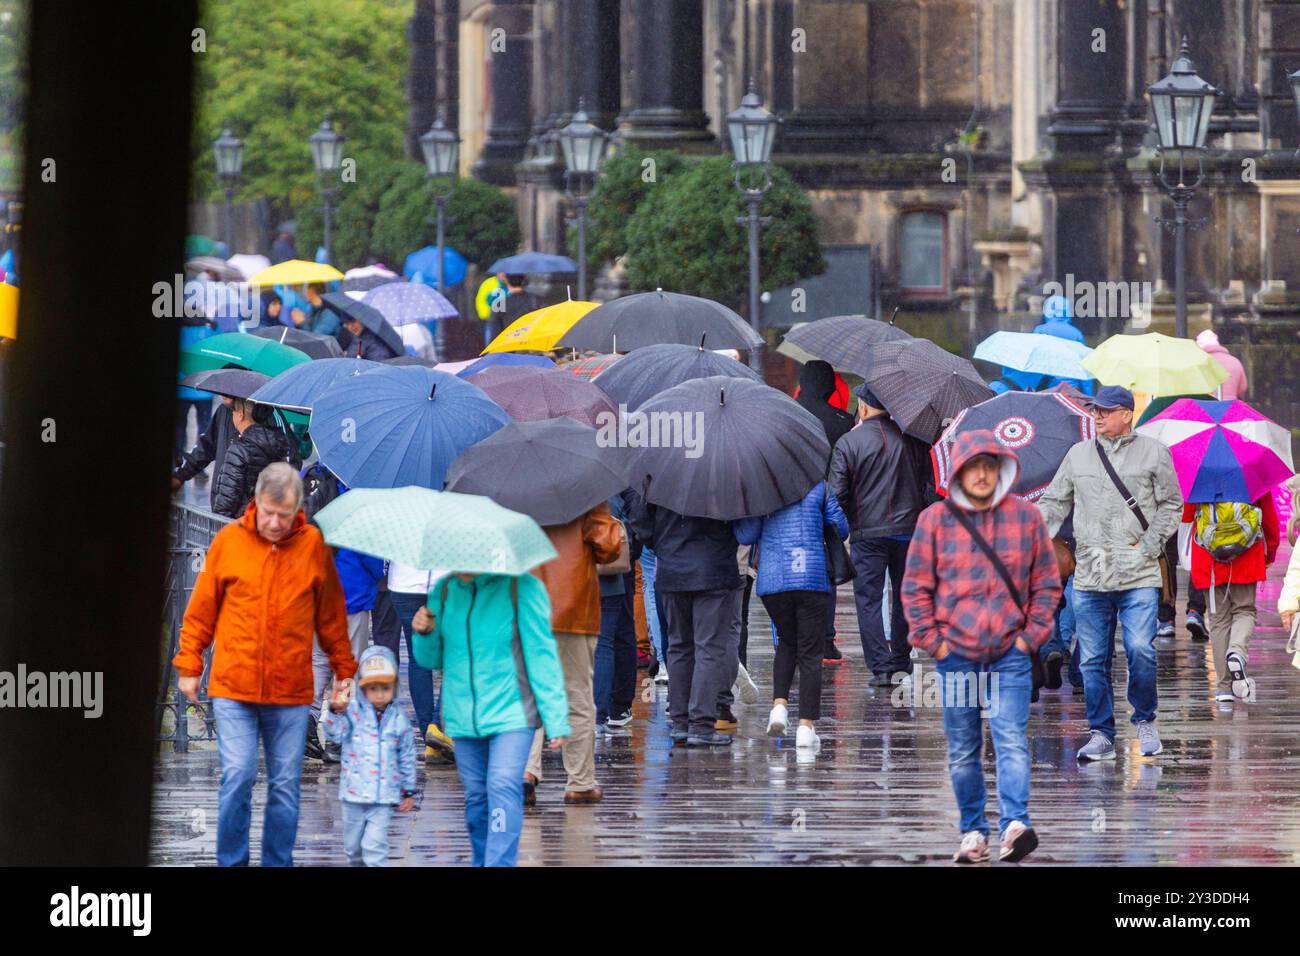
xmin=861 ymin=339 xmax=995 ymax=444
xmin=471 ymin=365 xmax=617 ymax=428
xmin=487 ymin=252 xmax=578 ymax=275
xmin=445 ymin=418 xmax=634 ymax=526
xmin=592 ymin=340 xmax=761 ymax=411
xmin=557 ymin=289 xmax=762 ymax=353
xmin=179 ymin=368 xmax=271 ymax=400
xmin=247 ymin=324 xmax=344 ymax=360
xmin=321 ymin=292 xmax=405 ymax=357
xmin=780 ymin=315 xmax=912 ymax=377
xmin=311 ymin=366 xmax=509 ymax=490
xmin=248 ymin=357 xmax=384 ymax=413
xmin=630 ymin=376 xmax=830 ymax=521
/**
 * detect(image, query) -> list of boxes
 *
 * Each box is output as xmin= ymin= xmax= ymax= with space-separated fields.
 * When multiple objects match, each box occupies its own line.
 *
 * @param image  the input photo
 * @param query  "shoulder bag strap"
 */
xmin=1094 ymin=439 xmax=1149 ymax=532
xmin=943 ymin=499 xmax=1025 ymax=617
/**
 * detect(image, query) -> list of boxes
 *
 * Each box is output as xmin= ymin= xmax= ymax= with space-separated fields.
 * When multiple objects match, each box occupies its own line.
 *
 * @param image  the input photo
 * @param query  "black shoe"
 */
xmin=304 ymin=716 xmax=324 ymax=761
xmin=670 ymin=729 xmax=689 ymax=744
xmin=1031 ymin=686 xmax=1040 ymax=703
xmin=322 ymin=742 xmax=342 ymax=764
xmin=1043 ymin=651 xmax=1064 ymax=690
xmin=871 ymin=672 xmax=894 ymax=687
xmin=822 ymin=643 xmax=844 ymax=664
xmin=1186 ymin=610 xmax=1209 ymax=642
xmin=523 ymin=779 xmax=536 ymax=807
xmin=687 ymin=731 xmax=733 ymax=747
xmin=716 ymin=705 xmax=737 ymax=725
xmin=648 ymin=657 xmax=660 ymax=678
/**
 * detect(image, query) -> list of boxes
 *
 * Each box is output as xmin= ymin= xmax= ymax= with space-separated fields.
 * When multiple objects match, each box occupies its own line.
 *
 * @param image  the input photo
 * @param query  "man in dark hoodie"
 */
xmin=211 ymin=399 xmax=302 ymax=518
xmin=795 ymin=360 xmax=855 ymax=662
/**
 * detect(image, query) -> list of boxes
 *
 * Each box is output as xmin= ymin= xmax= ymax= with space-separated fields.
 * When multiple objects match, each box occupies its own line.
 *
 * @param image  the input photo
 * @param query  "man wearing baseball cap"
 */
xmin=1037 ymin=385 xmax=1183 ymax=760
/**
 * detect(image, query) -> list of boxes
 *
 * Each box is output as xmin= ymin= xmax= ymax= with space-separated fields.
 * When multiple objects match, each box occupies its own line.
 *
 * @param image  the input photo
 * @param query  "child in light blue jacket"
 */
xmin=321 ymin=645 xmax=418 ymax=866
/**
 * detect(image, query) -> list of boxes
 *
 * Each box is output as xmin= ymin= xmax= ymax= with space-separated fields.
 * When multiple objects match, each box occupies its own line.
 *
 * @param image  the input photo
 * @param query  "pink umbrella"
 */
xmin=1137 ymin=398 xmax=1295 ymax=503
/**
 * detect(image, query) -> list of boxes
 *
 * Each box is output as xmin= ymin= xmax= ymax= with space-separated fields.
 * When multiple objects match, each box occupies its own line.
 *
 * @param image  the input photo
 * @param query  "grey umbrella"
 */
xmin=445 ymin=418 xmax=635 ymax=526
xmin=629 ymin=376 xmax=830 ymax=521
xmin=247 ymin=325 xmax=344 ymax=360
xmin=592 ymin=340 xmax=761 ymax=411
xmin=779 ymin=314 xmax=912 ymax=378
xmin=471 ymin=365 xmax=617 ymax=428
xmin=557 ymin=289 xmax=762 ymax=353
xmin=860 ymin=338 xmax=995 ymax=443
xmin=180 ymin=368 xmax=271 ymax=400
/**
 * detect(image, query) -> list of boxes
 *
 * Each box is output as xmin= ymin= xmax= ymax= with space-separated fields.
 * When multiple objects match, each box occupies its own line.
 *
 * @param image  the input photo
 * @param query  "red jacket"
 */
xmin=1181 ymin=495 xmax=1278 ymax=589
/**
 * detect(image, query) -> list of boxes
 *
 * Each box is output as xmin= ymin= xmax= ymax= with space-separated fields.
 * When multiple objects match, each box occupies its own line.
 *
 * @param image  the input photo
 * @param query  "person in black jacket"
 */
xmin=172 ymin=397 xmax=236 ymax=508
xmin=795 ymin=360 xmax=855 ymax=663
xmin=211 ymin=399 xmax=301 ymax=518
xmin=342 ymin=317 xmax=401 ymax=362
xmin=828 ymin=384 xmax=936 ymax=685
xmin=627 ymin=488 xmax=742 ymax=747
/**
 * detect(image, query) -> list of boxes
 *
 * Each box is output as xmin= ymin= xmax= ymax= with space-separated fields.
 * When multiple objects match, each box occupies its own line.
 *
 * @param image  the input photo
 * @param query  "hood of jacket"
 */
xmin=797 ymin=360 xmax=837 ymax=404
xmin=355 ymin=643 xmax=401 ymax=700
xmin=947 ymin=429 xmax=1020 ymax=511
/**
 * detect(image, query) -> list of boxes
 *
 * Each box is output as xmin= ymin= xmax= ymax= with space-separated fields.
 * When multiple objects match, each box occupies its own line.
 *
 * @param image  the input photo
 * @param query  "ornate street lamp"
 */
xmin=212 ymin=127 xmax=243 ymax=252
xmin=726 ymin=79 xmax=780 ymax=374
xmin=419 ymin=111 xmax=461 ymax=355
xmin=309 ymin=116 xmax=346 ymax=262
xmin=1148 ymin=37 xmax=1218 ymax=338
xmin=556 ymin=100 xmax=608 ymax=300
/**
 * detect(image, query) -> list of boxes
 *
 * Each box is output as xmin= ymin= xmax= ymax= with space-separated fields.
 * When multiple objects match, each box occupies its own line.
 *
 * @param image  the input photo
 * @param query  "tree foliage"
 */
xmin=568 ymin=145 xmax=687 ymax=275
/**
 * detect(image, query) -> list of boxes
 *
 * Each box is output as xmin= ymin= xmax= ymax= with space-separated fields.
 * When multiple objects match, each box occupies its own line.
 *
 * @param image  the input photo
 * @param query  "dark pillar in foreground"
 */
xmin=616 ymin=0 xmax=714 ymax=150
xmin=473 ymin=0 xmax=533 ymax=185
xmin=0 ymin=0 xmax=195 ymax=864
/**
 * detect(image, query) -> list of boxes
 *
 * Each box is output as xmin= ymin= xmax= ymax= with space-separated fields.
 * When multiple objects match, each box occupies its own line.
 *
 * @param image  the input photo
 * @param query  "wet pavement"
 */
xmin=151 ymin=547 xmax=1300 ymax=866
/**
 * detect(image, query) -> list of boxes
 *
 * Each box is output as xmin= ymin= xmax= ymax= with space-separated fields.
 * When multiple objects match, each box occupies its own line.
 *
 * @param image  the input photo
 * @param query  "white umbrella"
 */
xmin=227 ymin=253 xmax=271 ymax=280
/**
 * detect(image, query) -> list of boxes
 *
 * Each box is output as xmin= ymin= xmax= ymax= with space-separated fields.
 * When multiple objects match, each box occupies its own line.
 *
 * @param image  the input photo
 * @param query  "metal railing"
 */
xmin=157 ymin=501 xmax=232 ymax=750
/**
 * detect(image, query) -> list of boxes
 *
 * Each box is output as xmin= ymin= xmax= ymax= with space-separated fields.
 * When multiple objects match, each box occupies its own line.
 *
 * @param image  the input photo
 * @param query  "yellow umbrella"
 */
xmin=482 ymin=298 xmax=598 ymax=354
xmin=1081 ymin=332 xmax=1229 ymax=397
xmin=0 ymin=282 xmax=17 ymax=339
xmin=248 ymin=259 xmax=344 ymax=286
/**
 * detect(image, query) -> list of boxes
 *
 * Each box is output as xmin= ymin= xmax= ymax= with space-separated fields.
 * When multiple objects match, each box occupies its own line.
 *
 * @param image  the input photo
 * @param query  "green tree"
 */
xmin=568 ymin=145 xmax=686 ymax=275
xmin=190 ymin=0 xmax=410 ymax=208
xmin=295 ymin=155 xmax=404 ymax=268
xmin=0 ymin=0 xmax=28 ymax=191
xmin=624 ymin=157 xmax=825 ymax=310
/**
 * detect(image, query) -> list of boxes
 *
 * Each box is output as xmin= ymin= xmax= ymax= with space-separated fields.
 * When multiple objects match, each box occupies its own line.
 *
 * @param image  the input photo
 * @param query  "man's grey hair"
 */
xmin=255 ymin=461 xmax=303 ymax=506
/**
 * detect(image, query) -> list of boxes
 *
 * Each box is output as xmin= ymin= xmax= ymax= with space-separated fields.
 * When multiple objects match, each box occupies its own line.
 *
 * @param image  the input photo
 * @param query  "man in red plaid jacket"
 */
xmin=901 ymin=429 xmax=1061 ymax=864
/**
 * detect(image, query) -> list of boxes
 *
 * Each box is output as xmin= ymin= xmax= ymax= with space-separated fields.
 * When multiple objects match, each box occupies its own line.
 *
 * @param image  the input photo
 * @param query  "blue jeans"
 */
xmin=935 ymin=647 xmax=1033 ymax=837
xmin=641 ymin=549 xmax=666 ymax=664
xmin=213 ymin=698 xmax=310 ymax=867
xmin=1041 ymin=576 xmax=1083 ymax=688
xmin=453 ymin=727 xmax=535 ymax=866
xmin=342 ymin=801 xmax=393 ymax=867
xmin=1072 ymin=587 xmax=1160 ymax=740
xmin=594 ymin=587 xmax=637 ymax=723
xmin=389 ymin=590 xmax=440 ymax=734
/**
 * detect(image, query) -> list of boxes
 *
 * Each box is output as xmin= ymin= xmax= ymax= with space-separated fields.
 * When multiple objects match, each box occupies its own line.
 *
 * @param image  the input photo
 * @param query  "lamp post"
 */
xmin=419 ymin=111 xmax=460 ymax=356
xmin=309 ymin=116 xmax=346 ymax=262
xmin=556 ymin=101 xmax=608 ymax=300
xmin=1148 ymin=37 xmax=1217 ymax=339
xmin=212 ymin=127 xmax=244 ymax=253
xmin=726 ymin=80 xmax=780 ymax=375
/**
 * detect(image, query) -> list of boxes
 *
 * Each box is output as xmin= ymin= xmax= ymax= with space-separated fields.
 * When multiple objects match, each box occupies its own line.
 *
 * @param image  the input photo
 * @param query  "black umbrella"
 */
xmin=630 ymin=376 xmax=829 ymax=521
xmin=339 ymin=274 xmax=394 ymax=293
xmin=180 ymin=368 xmax=271 ymax=400
xmin=382 ymin=355 xmax=438 ymax=368
xmin=780 ymin=314 xmax=911 ymax=377
xmin=321 ymin=292 xmax=405 ymax=357
xmin=445 ymin=418 xmax=634 ymax=526
xmin=247 ymin=324 xmax=344 ymax=360
xmin=471 ymin=365 xmax=617 ymax=428
xmin=860 ymin=339 xmax=995 ymax=443
xmin=557 ymin=289 xmax=762 ymax=353
xmin=591 ymin=340 xmax=761 ymax=411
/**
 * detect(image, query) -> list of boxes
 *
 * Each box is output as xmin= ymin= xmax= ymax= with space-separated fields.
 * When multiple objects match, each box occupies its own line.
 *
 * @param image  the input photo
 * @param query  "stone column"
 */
xmin=1047 ymin=0 xmax=1128 ymax=152
xmin=473 ymin=0 xmax=534 ymax=185
xmin=616 ymin=0 xmax=714 ymax=149
xmin=406 ymin=0 xmax=460 ymax=158
xmin=1259 ymin=0 xmax=1300 ymax=148
xmin=567 ymin=0 xmax=621 ymax=130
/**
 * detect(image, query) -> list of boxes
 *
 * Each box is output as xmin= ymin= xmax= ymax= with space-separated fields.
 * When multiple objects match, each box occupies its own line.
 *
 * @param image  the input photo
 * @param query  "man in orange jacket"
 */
xmin=174 ymin=462 xmax=358 ymax=866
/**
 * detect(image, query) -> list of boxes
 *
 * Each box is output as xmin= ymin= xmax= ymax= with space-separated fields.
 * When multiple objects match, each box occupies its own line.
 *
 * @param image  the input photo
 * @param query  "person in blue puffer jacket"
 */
xmin=734 ymin=481 xmax=849 ymax=751
xmin=321 ymin=645 xmax=417 ymax=866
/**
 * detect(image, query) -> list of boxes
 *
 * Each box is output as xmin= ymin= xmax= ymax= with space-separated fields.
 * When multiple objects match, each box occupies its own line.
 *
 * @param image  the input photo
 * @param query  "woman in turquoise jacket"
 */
xmin=411 ymin=571 xmax=570 ymax=866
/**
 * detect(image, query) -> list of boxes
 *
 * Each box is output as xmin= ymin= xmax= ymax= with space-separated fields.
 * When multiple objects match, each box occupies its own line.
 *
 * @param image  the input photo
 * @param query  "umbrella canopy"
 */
xmin=446 ymin=418 xmax=634 ymax=526
xmin=861 ymin=339 xmax=995 ymax=443
xmin=185 ymin=256 xmax=242 ymax=282
xmin=185 ymin=234 xmax=219 ymax=257
xmin=779 ymin=315 xmax=912 ymax=377
xmin=1081 ymin=332 xmax=1228 ymax=397
xmin=629 ymin=376 xmax=830 ymax=521
xmin=344 ymin=265 xmax=397 ymax=281
xmin=932 ymin=391 xmax=1096 ymax=501
xmin=311 ymin=366 xmax=510 ymax=490
xmin=558 ymin=289 xmax=762 ymax=353
xmin=249 ymin=259 xmax=344 ymax=287
xmin=179 ymin=368 xmax=271 ymax=400
xmin=247 ymin=325 xmax=344 ymax=360
xmin=974 ymin=330 xmax=1093 ymax=381
xmin=0 ymin=282 xmax=17 ymax=339
xmin=458 ymin=353 xmax=556 ymax=378
xmin=403 ymin=245 xmax=468 ymax=288
xmin=487 ymin=252 xmax=578 ymax=274
xmin=483 ymin=298 xmax=598 ymax=354
xmin=339 ymin=273 xmax=395 ymax=293
xmin=592 ymin=341 xmax=761 ymax=412
xmin=558 ymin=352 xmax=622 ymax=381
xmin=321 ymin=292 xmax=405 ymax=356
xmin=315 ymin=486 xmax=557 ymax=576
xmin=1137 ymin=398 xmax=1295 ymax=503
xmin=385 ymin=355 xmax=438 ymax=368
xmin=471 ymin=365 xmax=617 ymax=428
xmin=179 ymin=331 xmax=311 ymax=378
xmin=227 ymin=253 xmax=271 ymax=280
xmin=248 ymin=357 xmax=384 ymax=413
xmin=363 ymin=281 xmax=458 ymax=325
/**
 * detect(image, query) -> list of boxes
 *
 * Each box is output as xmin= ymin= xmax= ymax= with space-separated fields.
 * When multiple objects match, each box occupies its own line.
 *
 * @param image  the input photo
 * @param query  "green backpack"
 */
xmin=1193 ymin=502 xmax=1263 ymax=562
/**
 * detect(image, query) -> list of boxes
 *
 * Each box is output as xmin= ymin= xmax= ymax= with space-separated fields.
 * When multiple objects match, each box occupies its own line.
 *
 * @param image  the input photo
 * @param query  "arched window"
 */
xmin=899 ymin=211 xmax=947 ymax=295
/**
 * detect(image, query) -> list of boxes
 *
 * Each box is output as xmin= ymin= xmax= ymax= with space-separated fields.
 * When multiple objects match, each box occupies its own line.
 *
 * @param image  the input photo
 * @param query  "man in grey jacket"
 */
xmin=1037 ymin=386 xmax=1183 ymax=760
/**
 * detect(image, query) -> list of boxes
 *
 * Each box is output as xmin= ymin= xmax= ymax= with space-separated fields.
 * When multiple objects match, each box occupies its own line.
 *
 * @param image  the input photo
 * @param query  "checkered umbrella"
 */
xmin=860 ymin=339 xmax=994 ymax=443
xmin=780 ymin=315 xmax=912 ymax=377
xmin=560 ymin=352 xmax=623 ymax=381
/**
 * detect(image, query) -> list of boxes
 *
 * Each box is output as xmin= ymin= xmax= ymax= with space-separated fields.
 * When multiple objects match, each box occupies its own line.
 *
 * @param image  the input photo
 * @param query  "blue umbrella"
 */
xmin=974 ymin=330 xmax=1092 ymax=381
xmin=248 ymin=357 xmax=384 ymax=413
xmin=487 ymin=252 xmax=577 ymax=275
xmin=403 ymin=245 xmax=468 ymax=288
xmin=459 ymin=353 xmax=556 ymax=378
xmin=311 ymin=366 xmax=510 ymax=490
xmin=362 ymin=281 xmax=458 ymax=325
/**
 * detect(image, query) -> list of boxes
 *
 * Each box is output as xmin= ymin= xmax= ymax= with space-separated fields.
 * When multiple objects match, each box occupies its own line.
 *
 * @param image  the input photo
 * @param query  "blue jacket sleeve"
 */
xmin=320 ymin=697 xmax=356 ymax=744
xmin=733 ymin=516 xmax=762 ymax=546
xmin=514 ymin=575 xmax=572 ymax=739
xmin=822 ymin=485 xmax=850 ymax=539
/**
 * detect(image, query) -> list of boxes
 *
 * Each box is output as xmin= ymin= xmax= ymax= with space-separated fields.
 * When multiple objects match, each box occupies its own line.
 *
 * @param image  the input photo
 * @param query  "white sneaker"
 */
xmin=732 ymin=662 xmax=760 ymax=705
xmin=795 ymin=724 xmax=820 ymax=749
xmin=654 ymin=668 xmax=669 ymax=686
xmin=766 ymin=704 xmax=788 ymax=737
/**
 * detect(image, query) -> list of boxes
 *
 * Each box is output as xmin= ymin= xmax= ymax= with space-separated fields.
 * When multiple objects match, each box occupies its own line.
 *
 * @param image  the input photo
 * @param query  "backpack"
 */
xmin=1193 ymin=502 xmax=1263 ymax=563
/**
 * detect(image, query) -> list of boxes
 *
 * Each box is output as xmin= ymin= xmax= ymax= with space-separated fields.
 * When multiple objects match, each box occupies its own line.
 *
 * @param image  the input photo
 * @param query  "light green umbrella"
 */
xmin=314 ymin=486 xmax=558 ymax=576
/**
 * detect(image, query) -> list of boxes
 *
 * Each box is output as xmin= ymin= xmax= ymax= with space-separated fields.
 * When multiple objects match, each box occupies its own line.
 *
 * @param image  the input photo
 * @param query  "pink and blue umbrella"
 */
xmin=1138 ymin=399 xmax=1295 ymax=503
